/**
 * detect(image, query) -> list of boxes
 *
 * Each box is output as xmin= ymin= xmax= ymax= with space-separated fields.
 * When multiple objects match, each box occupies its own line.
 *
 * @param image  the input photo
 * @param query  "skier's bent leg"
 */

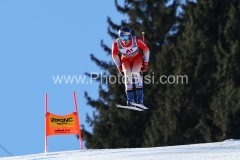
xmin=122 ymin=59 xmax=134 ymax=105
xmin=131 ymin=53 xmax=143 ymax=88
xmin=122 ymin=59 xmax=133 ymax=91
xmin=131 ymin=55 xmax=144 ymax=105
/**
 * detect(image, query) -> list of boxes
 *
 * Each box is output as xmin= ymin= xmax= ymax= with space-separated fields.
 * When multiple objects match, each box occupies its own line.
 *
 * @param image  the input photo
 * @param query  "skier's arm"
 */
xmin=136 ymin=37 xmax=150 ymax=72
xmin=111 ymin=42 xmax=121 ymax=67
xmin=112 ymin=41 xmax=124 ymax=75
xmin=136 ymin=38 xmax=150 ymax=63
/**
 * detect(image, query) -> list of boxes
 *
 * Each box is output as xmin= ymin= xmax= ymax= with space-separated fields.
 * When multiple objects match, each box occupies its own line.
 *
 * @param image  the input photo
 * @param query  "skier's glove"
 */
xmin=117 ymin=66 xmax=124 ymax=76
xmin=141 ymin=62 xmax=148 ymax=73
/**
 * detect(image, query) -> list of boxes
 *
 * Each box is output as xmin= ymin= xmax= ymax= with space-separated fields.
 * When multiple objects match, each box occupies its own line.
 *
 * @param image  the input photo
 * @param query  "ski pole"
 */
xmin=142 ymin=31 xmax=145 ymax=42
xmin=141 ymin=31 xmax=145 ymax=73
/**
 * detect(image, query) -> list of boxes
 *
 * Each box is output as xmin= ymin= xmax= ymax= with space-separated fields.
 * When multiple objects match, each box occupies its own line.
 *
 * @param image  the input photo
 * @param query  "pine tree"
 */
xmin=210 ymin=0 xmax=240 ymax=141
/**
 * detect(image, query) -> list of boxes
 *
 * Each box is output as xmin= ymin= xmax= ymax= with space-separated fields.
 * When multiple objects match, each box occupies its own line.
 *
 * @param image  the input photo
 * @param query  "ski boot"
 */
xmin=136 ymin=88 xmax=144 ymax=105
xmin=126 ymin=90 xmax=135 ymax=106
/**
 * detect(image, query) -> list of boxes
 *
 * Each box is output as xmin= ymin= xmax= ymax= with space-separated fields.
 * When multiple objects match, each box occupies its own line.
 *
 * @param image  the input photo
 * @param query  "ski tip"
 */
xmin=130 ymin=102 xmax=148 ymax=110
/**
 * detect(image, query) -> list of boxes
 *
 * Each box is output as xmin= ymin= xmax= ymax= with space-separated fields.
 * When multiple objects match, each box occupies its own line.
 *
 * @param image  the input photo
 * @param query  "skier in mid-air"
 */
xmin=111 ymin=27 xmax=150 ymax=107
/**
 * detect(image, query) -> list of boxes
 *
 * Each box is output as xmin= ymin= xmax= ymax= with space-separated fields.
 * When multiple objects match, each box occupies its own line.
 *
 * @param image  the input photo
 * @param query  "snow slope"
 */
xmin=1 ymin=139 xmax=240 ymax=160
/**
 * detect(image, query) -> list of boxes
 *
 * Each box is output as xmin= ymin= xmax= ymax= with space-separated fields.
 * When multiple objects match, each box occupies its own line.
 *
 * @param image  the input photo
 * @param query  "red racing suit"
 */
xmin=111 ymin=36 xmax=150 ymax=91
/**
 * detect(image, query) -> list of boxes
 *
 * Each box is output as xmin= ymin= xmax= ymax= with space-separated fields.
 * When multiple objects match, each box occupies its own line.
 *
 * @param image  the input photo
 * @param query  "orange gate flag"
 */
xmin=46 ymin=112 xmax=80 ymax=136
xmin=44 ymin=91 xmax=83 ymax=153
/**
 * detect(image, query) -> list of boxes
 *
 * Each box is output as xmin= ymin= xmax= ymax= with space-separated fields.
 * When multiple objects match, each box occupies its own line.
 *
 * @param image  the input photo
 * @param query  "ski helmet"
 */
xmin=118 ymin=27 xmax=131 ymax=41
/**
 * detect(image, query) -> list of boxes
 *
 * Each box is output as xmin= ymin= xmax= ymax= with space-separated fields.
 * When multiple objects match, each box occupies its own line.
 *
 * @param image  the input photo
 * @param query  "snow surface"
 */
xmin=1 ymin=139 xmax=240 ymax=160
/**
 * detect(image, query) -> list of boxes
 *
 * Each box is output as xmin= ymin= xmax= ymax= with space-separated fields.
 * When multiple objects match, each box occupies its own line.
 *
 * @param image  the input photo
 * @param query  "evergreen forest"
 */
xmin=78 ymin=0 xmax=240 ymax=148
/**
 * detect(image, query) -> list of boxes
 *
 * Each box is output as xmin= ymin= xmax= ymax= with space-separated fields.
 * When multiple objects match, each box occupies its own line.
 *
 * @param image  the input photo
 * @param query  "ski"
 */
xmin=116 ymin=104 xmax=144 ymax=111
xmin=130 ymin=102 xmax=148 ymax=110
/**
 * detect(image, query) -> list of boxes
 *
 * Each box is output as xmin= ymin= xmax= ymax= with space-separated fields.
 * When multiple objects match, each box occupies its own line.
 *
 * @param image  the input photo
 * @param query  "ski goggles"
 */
xmin=120 ymin=35 xmax=130 ymax=41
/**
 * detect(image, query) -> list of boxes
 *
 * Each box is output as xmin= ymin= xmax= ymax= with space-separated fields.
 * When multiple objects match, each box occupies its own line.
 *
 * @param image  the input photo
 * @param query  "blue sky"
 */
xmin=0 ymin=0 xmax=126 ymax=157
